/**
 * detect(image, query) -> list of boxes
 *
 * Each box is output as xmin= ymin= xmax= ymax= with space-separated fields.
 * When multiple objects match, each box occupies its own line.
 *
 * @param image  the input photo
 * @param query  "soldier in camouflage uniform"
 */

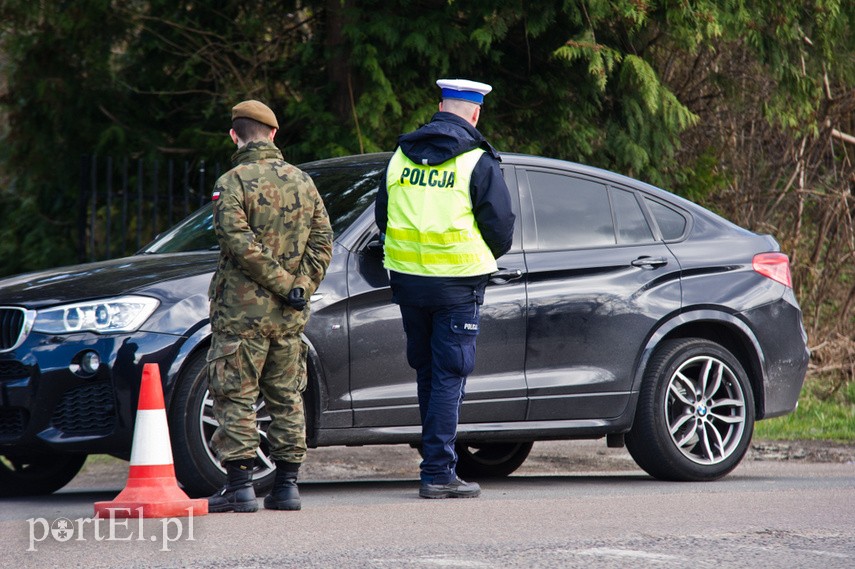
xmin=206 ymin=100 xmax=333 ymax=513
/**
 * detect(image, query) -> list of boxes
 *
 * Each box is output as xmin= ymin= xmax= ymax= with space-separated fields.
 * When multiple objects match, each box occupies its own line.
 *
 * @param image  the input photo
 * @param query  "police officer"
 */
xmin=375 ymin=79 xmax=515 ymax=498
xmin=207 ymin=100 xmax=333 ymax=512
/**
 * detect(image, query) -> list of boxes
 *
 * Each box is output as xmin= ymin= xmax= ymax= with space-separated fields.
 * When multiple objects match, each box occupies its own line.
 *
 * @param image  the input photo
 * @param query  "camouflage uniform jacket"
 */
xmin=208 ymin=140 xmax=333 ymax=338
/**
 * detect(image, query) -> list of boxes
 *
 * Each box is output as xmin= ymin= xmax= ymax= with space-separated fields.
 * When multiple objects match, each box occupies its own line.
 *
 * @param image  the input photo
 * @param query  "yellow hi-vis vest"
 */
xmin=383 ymin=147 xmax=498 ymax=277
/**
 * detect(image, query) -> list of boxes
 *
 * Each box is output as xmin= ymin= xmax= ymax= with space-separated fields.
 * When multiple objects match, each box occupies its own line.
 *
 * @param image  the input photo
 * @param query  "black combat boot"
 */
xmin=208 ymin=459 xmax=258 ymax=513
xmin=263 ymin=461 xmax=301 ymax=511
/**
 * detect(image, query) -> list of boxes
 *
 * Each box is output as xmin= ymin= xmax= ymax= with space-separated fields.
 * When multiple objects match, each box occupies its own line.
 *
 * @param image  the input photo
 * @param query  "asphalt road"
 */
xmin=2 ymin=440 xmax=854 ymax=569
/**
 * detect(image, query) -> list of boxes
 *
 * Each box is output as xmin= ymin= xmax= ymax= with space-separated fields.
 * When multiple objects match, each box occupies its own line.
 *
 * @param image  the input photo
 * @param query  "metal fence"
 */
xmin=78 ymin=155 xmax=224 ymax=262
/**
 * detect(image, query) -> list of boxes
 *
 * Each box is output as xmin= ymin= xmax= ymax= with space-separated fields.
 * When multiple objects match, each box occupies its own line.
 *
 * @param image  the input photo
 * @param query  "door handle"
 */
xmin=490 ymin=268 xmax=524 ymax=284
xmin=631 ymin=256 xmax=668 ymax=269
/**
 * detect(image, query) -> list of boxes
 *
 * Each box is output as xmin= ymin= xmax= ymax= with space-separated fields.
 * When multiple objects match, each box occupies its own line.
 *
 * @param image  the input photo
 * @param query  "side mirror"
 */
xmin=363 ymin=234 xmax=384 ymax=257
xmin=358 ymin=234 xmax=388 ymax=287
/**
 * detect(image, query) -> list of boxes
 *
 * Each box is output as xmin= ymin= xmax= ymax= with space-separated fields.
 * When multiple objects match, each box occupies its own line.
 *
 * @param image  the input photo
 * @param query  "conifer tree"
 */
xmin=1 ymin=0 xmax=852 ymax=277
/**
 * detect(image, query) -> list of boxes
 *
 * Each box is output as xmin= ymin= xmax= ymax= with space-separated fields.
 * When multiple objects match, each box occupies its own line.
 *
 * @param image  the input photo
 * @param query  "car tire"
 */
xmin=0 ymin=453 xmax=87 ymax=496
xmin=626 ymin=338 xmax=755 ymax=481
xmin=169 ymin=352 xmax=275 ymax=498
xmin=454 ymin=441 xmax=534 ymax=479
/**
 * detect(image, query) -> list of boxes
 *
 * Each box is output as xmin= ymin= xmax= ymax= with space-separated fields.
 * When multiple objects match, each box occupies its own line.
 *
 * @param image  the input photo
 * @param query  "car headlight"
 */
xmin=32 ymin=296 xmax=160 ymax=334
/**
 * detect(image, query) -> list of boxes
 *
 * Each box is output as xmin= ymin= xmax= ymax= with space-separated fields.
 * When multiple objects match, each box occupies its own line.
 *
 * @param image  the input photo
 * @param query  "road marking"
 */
xmin=371 ymin=557 xmax=492 ymax=568
xmin=572 ymin=547 xmax=682 ymax=561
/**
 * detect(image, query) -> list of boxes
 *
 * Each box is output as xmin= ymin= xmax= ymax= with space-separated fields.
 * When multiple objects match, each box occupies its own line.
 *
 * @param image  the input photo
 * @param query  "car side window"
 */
xmin=527 ymin=170 xmax=614 ymax=250
xmin=501 ymin=165 xmax=524 ymax=253
xmin=611 ymin=188 xmax=654 ymax=244
xmin=645 ymin=198 xmax=688 ymax=240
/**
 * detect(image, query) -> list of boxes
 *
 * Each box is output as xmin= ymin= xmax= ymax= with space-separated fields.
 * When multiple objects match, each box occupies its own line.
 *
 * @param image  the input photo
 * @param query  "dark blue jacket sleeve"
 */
xmin=374 ymin=164 xmax=389 ymax=233
xmin=470 ymin=154 xmax=515 ymax=260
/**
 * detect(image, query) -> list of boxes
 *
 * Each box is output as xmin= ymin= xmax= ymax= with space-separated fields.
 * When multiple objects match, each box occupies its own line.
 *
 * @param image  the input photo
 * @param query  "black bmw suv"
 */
xmin=0 ymin=152 xmax=809 ymax=496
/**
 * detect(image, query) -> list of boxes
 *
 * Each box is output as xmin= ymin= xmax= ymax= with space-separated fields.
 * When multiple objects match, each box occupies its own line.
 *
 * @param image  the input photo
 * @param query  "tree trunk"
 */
xmin=325 ymin=0 xmax=353 ymax=127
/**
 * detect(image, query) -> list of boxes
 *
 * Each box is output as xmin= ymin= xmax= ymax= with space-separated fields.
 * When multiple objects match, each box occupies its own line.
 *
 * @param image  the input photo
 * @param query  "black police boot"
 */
xmin=419 ymin=476 xmax=481 ymax=499
xmin=263 ymin=461 xmax=301 ymax=511
xmin=208 ymin=459 xmax=258 ymax=513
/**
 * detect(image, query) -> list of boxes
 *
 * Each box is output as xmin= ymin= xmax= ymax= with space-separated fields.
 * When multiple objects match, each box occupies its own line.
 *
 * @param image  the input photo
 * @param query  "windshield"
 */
xmin=143 ymin=161 xmax=384 ymax=254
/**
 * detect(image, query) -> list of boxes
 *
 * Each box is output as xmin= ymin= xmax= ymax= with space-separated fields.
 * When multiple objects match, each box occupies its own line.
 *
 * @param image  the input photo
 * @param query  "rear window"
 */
xmin=645 ymin=198 xmax=687 ymax=240
xmin=612 ymin=188 xmax=654 ymax=244
xmin=527 ymin=171 xmax=614 ymax=249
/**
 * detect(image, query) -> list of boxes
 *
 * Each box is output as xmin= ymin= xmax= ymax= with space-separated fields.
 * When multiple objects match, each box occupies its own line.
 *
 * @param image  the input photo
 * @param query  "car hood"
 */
xmin=0 ymin=252 xmax=218 ymax=308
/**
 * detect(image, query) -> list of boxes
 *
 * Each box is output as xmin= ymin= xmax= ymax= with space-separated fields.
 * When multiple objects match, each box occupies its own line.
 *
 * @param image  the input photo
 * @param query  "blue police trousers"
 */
xmin=399 ymin=301 xmax=480 ymax=484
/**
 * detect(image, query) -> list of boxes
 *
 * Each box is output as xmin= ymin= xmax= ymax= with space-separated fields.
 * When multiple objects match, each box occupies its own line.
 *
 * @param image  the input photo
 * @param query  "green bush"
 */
xmin=756 ymin=377 xmax=855 ymax=442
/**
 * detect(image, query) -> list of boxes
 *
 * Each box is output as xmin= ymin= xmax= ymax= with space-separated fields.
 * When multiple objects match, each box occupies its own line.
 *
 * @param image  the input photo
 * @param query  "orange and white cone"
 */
xmin=94 ymin=363 xmax=208 ymax=518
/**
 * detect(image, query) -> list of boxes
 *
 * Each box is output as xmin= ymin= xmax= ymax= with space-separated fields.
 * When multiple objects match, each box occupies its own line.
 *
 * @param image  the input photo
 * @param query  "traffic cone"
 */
xmin=94 ymin=363 xmax=208 ymax=518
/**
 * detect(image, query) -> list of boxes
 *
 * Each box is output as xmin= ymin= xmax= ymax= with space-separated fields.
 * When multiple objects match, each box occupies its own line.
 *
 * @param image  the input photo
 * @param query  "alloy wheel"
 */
xmin=664 ymin=355 xmax=747 ymax=465
xmin=199 ymin=389 xmax=276 ymax=479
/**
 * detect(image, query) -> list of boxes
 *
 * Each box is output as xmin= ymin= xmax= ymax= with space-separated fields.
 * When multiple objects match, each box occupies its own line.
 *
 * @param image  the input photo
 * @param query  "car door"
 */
xmin=518 ymin=166 xmax=682 ymax=421
xmin=347 ymin=167 xmax=528 ymax=428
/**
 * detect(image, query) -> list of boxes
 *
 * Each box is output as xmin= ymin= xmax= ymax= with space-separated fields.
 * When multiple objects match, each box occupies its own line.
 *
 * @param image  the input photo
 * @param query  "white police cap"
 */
xmin=436 ymin=79 xmax=493 ymax=105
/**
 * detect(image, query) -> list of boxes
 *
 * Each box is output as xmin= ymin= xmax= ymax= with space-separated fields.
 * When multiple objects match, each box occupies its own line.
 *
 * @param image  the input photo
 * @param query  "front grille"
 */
xmin=0 ymin=360 xmax=29 ymax=381
xmin=0 ymin=307 xmax=28 ymax=352
xmin=0 ymin=407 xmax=28 ymax=438
xmin=51 ymin=383 xmax=117 ymax=436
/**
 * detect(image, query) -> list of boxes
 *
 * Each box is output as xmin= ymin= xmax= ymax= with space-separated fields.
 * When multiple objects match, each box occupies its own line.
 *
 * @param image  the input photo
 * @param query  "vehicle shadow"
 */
xmin=0 ymin=469 xmax=788 ymax=522
xmin=297 ymin=472 xmax=659 ymax=500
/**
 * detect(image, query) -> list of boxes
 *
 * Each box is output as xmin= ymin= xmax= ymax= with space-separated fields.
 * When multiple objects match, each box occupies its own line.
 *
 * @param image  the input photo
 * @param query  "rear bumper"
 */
xmin=740 ymin=291 xmax=809 ymax=419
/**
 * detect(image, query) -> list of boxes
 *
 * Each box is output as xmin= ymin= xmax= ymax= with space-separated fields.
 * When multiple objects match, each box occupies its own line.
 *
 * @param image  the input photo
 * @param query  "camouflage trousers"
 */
xmin=207 ymin=332 xmax=308 ymax=464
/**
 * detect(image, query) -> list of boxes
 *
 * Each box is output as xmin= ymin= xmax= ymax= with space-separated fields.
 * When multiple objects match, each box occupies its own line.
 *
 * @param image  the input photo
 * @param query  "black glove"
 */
xmin=286 ymin=287 xmax=306 ymax=311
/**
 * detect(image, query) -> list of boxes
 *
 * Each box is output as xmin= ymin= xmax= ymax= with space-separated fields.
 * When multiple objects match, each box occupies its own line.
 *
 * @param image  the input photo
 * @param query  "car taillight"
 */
xmin=752 ymin=252 xmax=792 ymax=288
